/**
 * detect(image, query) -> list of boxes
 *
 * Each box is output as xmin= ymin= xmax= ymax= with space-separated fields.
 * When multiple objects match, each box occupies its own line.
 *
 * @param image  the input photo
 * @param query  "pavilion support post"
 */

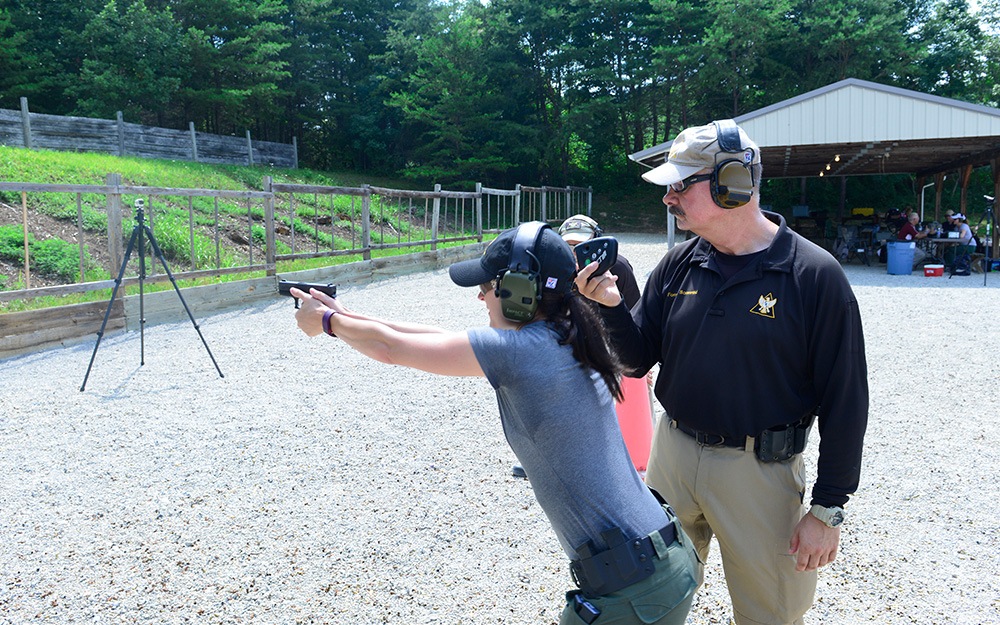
xmin=934 ymin=172 xmax=946 ymax=221
xmin=992 ymin=159 xmax=1000 ymax=259
xmin=839 ymin=177 xmax=847 ymax=219
xmin=959 ymin=164 xmax=973 ymax=216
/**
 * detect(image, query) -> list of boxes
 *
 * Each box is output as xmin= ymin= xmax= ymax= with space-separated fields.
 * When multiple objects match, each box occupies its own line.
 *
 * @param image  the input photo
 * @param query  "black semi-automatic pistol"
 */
xmin=278 ymin=280 xmax=337 ymax=308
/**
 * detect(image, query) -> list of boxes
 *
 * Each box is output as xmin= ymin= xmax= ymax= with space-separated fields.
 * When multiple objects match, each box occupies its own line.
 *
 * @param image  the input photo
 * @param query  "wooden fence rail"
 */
xmin=0 ymin=177 xmax=592 ymax=304
xmin=0 ymin=177 xmax=591 ymax=359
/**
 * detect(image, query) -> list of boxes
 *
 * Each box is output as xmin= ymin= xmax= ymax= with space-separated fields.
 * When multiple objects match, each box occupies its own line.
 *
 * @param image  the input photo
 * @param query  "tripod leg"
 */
xmin=143 ymin=225 xmax=224 ymax=378
xmin=81 ymin=225 xmax=140 ymax=391
xmin=138 ymin=214 xmax=146 ymax=365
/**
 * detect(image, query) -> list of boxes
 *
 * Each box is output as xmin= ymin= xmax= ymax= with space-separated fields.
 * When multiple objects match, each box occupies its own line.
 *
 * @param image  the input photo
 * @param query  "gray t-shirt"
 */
xmin=468 ymin=322 xmax=666 ymax=558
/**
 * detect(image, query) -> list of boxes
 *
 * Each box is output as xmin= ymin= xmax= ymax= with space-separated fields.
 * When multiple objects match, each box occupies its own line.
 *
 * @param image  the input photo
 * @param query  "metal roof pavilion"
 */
xmin=628 ymin=78 xmax=1000 ymax=180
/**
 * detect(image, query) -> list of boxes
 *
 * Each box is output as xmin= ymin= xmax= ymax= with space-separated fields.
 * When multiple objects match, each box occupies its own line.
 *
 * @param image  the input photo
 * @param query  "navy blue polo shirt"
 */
xmin=602 ymin=212 xmax=868 ymax=507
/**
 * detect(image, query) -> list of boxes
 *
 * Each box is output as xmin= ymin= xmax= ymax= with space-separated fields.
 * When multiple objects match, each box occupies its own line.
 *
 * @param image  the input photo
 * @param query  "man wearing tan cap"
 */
xmin=576 ymin=120 xmax=869 ymax=625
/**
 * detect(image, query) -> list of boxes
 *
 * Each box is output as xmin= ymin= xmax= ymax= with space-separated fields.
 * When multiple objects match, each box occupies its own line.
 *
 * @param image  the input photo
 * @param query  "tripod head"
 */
xmin=134 ymin=198 xmax=146 ymax=224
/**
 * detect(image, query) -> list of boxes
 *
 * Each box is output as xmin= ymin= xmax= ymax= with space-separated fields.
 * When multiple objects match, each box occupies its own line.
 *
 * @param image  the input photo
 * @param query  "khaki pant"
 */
xmin=646 ymin=421 xmax=817 ymax=625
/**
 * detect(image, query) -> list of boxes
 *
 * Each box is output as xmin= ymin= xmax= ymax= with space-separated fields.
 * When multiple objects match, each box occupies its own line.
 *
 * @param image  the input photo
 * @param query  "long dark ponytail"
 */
xmin=537 ymin=290 xmax=623 ymax=401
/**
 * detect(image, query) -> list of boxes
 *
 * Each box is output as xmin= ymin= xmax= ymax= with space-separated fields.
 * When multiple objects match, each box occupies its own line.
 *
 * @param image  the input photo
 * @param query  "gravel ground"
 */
xmin=1 ymin=232 xmax=998 ymax=625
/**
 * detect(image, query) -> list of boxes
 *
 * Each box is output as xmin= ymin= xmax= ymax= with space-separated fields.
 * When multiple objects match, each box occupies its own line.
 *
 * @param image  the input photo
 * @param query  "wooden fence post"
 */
xmin=106 ymin=173 xmax=124 ymax=276
xmin=21 ymin=192 xmax=30 ymax=289
xmin=475 ymin=182 xmax=483 ymax=239
xmin=246 ymin=131 xmax=254 ymax=166
xmin=116 ymin=112 xmax=125 ymax=156
xmin=19 ymin=97 xmax=32 ymax=149
xmin=514 ymin=184 xmax=522 ymax=226
xmin=431 ymin=184 xmax=441 ymax=251
xmin=587 ymin=186 xmax=593 ymax=217
xmin=292 ymin=137 xmax=298 ymax=169
xmin=361 ymin=185 xmax=372 ymax=261
xmin=540 ymin=188 xmax=547 ymax=222
xmin=263 ymin=176 xmax=276 ymax=276
xmin=190 ymin=122 xmax=199 ymax=161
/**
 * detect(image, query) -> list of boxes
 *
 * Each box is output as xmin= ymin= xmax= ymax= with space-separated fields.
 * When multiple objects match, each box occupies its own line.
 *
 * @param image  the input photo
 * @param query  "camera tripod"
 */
xmin=81 ymin=199 xmax=224 ymax=391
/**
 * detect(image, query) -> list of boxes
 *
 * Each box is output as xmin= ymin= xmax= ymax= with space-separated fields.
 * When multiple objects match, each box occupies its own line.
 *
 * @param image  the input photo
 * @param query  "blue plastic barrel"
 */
xmin=887 ymin=241 xmax=915 ymax=274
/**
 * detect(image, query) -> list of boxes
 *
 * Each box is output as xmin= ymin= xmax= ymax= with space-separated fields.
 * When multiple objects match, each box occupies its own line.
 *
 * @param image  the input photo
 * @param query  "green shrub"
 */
xmin=149 ymin=217 xmax=216 ymax=268
xmin=31 ymin=238 xmax=83 ymax=280
xmin=251 ymin=224 xmax=267 ymax=245
xmin=0 ymin=224 xmax=32 ymax=262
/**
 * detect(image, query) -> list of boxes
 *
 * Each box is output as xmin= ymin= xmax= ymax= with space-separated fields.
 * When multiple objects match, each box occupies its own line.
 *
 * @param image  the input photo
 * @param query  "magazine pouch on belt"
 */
xmin=754 ymin=415 xmax=814 ymax=463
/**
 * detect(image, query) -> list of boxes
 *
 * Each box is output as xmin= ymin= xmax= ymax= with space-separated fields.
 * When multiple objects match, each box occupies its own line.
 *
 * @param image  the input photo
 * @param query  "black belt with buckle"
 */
xmin=570 ymin=523 xmax=678 ymax=597
xmin=675 ymin=415 xmax=816 ymax=462
xmin=674 ymin=420 xmax=745 ymax=448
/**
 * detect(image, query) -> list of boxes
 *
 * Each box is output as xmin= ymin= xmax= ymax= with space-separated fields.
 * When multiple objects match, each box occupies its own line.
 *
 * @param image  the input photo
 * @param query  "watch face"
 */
xmin=812 ymin=505 xmax=845 ymax=528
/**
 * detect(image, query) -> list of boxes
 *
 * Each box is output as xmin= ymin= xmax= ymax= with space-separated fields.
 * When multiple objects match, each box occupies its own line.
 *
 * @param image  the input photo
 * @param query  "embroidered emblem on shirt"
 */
xmin=750 ymin=293 xmax=777 ymax=318
xmin=545 ymin=277 xmax=559 ymax=289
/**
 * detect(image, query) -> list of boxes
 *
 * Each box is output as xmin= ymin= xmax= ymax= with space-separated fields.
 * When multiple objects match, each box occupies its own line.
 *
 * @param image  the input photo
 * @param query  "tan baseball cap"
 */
xmin=558 ymin=214 xmax=601 ymax=241
xmin=642 ymin=121 xmax=760 ymax=186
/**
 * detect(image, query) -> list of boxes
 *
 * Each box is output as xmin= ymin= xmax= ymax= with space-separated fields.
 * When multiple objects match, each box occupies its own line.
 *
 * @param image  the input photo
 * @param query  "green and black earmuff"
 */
xmin=497 ymin=221 xmax=547 ymax=322
xmin=711 ymin=119 xmax=756 ymax=209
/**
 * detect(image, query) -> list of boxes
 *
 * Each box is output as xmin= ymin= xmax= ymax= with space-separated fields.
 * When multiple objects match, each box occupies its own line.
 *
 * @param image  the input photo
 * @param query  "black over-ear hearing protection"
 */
xmin=711 ymin=119 xmax=756 ymax=209
xmin=497 ymin=221 xmax=547 ymax=322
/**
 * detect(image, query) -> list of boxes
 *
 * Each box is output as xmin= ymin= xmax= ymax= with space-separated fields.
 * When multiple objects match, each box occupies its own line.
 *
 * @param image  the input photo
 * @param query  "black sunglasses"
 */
xmin=669 ymin=173 xmax=713 ymax=194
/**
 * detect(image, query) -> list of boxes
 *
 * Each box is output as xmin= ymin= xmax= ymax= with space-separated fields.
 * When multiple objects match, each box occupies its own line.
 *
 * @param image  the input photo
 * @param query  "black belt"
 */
xmin=570 ymin=523 xmax=678 ymax=597
xmin=674 ymin=420 xmax=745 ymax=448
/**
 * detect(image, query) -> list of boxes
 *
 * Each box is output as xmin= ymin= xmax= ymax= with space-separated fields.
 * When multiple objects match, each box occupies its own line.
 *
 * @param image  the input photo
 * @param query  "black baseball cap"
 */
xmin=449 ymin=222 xmax=576 ymax=294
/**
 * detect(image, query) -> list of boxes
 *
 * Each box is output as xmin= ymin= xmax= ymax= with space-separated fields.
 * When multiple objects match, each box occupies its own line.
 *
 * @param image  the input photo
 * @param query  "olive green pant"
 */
xmin=559 ymin=510 xmax=700 ymax=625
xmin=645 ymin=421 xmax=817 ymax=625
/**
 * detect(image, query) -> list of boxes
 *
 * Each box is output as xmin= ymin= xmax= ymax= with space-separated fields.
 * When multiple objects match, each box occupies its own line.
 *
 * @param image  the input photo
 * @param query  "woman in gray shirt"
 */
xmin=292 ymin=222 xmax=699 ymax=625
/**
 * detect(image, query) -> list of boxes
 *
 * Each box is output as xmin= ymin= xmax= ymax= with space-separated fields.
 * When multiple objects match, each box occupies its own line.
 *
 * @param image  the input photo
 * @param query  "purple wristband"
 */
xmin=322 ymin=309 xmax=338 ymax=337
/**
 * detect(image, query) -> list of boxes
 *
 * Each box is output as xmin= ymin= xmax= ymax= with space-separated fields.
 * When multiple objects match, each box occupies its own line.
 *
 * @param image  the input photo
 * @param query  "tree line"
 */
xmin=1 ymin=0 xmax=998 ymax=192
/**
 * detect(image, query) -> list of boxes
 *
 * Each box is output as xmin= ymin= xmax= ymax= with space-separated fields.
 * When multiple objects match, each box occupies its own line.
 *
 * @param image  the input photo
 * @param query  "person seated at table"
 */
xmin=944 ymin=213 xmax=977 ymax=268
xmin=942 ymin=210 xmax=956 ymax=233
xmin=896 ymin=212 xmax=930 ymax=268
xmin=885 ymin=207 xmax=908 ymax=233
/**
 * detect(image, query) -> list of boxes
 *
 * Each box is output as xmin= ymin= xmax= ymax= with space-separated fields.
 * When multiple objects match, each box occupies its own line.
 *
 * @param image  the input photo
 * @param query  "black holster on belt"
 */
xmin=570 ymin=527 xmax=656 ymax=597
xmin=753 ymin=414 xmax=814 ymax=463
